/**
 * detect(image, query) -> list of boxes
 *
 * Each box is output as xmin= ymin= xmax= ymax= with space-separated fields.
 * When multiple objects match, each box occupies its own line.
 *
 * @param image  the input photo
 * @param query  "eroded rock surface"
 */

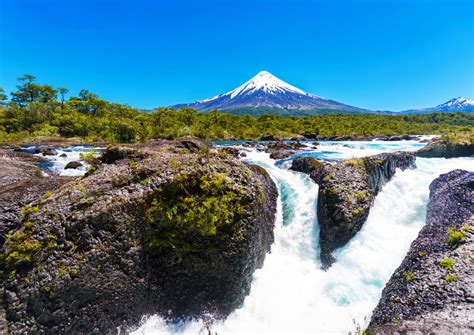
xmin=0 ymin=148 xmax=74 ymax=334
xmin=416 ymin=137 xmax=474 ymax=158
xmin=291 ymin=152 xmax=416 ymax=268
xmin=0 ymin=139 xmax=277 ymax=333
xmin=368 ymin=169 xmax=474 ymax=334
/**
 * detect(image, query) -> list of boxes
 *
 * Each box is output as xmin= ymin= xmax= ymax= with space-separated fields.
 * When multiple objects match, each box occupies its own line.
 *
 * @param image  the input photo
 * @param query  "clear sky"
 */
xmin=0 ymin=0 xmax=473 ymax=111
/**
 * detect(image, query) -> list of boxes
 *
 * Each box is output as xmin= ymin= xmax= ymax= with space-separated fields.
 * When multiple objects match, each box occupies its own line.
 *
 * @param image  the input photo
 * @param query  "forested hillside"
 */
xmin=0 ymin=75 xmax=472 ymax=143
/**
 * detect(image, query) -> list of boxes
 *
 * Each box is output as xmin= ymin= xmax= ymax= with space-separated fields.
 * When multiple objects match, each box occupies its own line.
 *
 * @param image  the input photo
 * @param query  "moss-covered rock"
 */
xmin=368 ymin=170 xmax=474 ymax=333
xmin=313 ymin=152 xmax=415 ymax=268
xmin=290 ymin=157 xmax=326 ymax=182
xmin=0 ymin=139 xmax=277 ymax=333
xmin=416 ymin=133 xmax=474 ymax=158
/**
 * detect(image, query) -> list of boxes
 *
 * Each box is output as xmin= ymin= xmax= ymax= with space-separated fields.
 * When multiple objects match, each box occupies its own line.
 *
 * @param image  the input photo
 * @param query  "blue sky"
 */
xmin=0 ymin=0 xmax=473 ymax=111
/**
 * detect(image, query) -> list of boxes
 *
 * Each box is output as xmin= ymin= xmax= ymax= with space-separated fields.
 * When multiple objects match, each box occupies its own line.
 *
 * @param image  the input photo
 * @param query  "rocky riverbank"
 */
xmin=0 ymin=138 xmax=278 ymax=333
xmin=292 ymin=152 xmax=416 ymax=268
xmin=416 ymin=135 xmax=474 ymax=158
xmin=368 ymin=169 xmax=474 ymax=334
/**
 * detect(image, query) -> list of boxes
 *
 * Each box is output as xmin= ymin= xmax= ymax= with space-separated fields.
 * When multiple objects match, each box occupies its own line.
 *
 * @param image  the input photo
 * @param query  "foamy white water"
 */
xmin=132 ymin=142 xmax=474 ymax=335
xmin=22 ymin=145 xmax=102 ymax=176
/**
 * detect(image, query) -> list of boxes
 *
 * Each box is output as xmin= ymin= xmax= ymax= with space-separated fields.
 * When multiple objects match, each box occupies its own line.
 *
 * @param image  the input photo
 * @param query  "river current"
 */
xmin=28 ymin=139 xmax=474 ymax=334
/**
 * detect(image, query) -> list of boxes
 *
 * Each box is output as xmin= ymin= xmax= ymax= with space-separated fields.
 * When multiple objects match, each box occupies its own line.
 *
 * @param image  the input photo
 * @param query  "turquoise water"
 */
xmin=130 ymin=140 xmax=473 ymax=334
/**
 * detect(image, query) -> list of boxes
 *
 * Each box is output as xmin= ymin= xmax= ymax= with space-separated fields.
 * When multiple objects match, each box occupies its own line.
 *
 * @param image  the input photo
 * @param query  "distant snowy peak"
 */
xmin=227 ymin=71 xmax=315 ymax=99
xmin=196 ymin=71 xmax=316 ymax=104
xmin=403 ymin=97 xmax=474 ymax=113
xmin=176 ymin=70 xmax=368 ymax=114
xmin=436 ymin=97 xmax=474 ymax=109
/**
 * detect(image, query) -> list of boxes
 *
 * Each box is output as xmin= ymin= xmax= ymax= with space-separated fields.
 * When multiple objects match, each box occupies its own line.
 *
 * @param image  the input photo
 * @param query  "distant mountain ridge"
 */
xmin=401 ymin=97 xmax=474 ymax=114
xmin=172 ymin=71 xmax=472 ymax=115
xmin=174 ymin=71 xmax=371 ymax=115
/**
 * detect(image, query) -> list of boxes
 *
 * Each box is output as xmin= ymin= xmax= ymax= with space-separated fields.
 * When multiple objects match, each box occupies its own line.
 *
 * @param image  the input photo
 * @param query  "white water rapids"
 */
xmin=30 ymin=140 xmax=472 ymax=334
xmin=131 ymin=141 xmax=474 ymax=334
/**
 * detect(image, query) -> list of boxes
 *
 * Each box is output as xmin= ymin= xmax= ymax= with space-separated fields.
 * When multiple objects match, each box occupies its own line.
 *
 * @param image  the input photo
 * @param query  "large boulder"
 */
xmin=416 ymin=136 xmax=474 ymax=158
xmin=64 ymin=161 xmax=83 ymax=169
xmin=293 ymin=152 xmax=416 ymax=268
xmin=368 ymin=170 xmax=474 ymax=333
xmin=0 ymin=139 xmax=277 ymax=333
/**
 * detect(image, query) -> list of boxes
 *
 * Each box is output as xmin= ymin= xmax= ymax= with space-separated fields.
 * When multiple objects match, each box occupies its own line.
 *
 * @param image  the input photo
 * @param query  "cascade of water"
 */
xmin=132 ymin=145 xmax=474 ymax=335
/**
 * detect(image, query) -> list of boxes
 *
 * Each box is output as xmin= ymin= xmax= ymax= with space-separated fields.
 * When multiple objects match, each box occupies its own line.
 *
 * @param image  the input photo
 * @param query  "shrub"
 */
xmin=439 ymin=258 xmax=455 ymax=270
xmin=444 ymin=273 xmax=458 ymax=283
xmin=447 ymin=226 xmax=467 ymax=247
xmin=1 ymin=231 xmax=42 ymax=269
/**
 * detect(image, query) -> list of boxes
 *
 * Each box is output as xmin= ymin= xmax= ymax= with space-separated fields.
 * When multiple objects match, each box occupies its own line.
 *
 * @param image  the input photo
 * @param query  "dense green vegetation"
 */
xmin=1 ymin=74 xmax=473 ymax=143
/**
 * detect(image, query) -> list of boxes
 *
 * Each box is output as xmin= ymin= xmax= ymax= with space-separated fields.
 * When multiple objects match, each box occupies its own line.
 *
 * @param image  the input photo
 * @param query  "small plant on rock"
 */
xmin=439 ymin=258 xmax=455 ymax=270
xmin=447 ymin=226 xmax=467 ymax=247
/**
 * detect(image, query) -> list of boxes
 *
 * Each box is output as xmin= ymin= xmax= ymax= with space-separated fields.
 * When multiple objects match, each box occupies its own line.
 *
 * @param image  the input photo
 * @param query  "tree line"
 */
xmin=0 ymin=74 xmax=472 ymax=143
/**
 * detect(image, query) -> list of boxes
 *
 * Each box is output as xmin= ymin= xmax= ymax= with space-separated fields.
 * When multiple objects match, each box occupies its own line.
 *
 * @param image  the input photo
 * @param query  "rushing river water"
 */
xmin=24 ymin=140 xmax=474 ymax=334
xmin=128 ymin=140 xmax=474 ymax=335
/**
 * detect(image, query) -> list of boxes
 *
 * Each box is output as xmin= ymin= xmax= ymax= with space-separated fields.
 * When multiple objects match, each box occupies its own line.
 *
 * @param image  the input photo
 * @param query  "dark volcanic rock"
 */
xmin=309 ymin=152 xmax=416 ymax=268
xmin=0 ymin=149 xmax=73 ymax=332
xmin=368 ymin=170 xmax=474 ymax=333
xmin=260 ymin=134 xmax=275 ymax=141
xmin=0 ymin=148 xmax=73 ymax=246
xmin=290 ymin=157 xmax=327 ymax=183
xmin=219 ymin=147 xmax=241 ymax=157
xmin=266 ymin=141 xmax=305 ymax=160
xmin=416 ymin=138 xmax=474 ymax=158
xmin=64 ymin=161 xmax=83 ymax=169
xmin=0 ymin=140 xmax=277 ymax=333
xmin=35 ymin=147 xmax=58 ymax=156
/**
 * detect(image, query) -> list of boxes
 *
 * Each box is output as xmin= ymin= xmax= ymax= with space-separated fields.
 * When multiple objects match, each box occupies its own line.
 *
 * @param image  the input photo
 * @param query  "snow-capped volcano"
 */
xmin=174 ymin=71 xmax=369 ymax=114
xmin=402 ymin=97 xmax=474 ymax=113
xmin=436 ymin=97 xmax=474 ymax=111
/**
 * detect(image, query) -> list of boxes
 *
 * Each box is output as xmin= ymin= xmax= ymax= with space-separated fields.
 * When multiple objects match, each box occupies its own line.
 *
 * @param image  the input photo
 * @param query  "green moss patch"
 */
xmin=143 ymin=171 xmax=250 ymax=264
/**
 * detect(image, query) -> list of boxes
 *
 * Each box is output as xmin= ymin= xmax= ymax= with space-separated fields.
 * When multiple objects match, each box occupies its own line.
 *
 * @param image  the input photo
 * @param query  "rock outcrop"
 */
xmin=265 ymin=141 xmax=305 ymax=160
xmin=416 ymin=137 xmax=474 ymax=158
xmin=0 ymin=148 xmax=74 ymax=334
xmin=0 ymin=139 xmax=277 ymax=333
xmin=0 ymin=149 xmax=73 ymax=244
xmin=291 ymin=156 xmax=326 ymax=182
xmin=368 ymin=169 xmax=474 ymax=334
xmin=291 ymin=153 xmax=416 ymax=268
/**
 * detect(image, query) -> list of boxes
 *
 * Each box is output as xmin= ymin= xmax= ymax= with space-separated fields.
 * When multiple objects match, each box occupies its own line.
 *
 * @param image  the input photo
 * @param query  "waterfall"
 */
xmin=132 ymin=143 xmax=474 ymax=335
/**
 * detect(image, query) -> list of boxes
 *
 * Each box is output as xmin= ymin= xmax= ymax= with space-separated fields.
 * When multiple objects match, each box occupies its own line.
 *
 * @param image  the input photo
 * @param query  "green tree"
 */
xmin=0 ymin=87 xmax=7 ymax=105
xmin=58 ymin=87 xmax=69 ymax=109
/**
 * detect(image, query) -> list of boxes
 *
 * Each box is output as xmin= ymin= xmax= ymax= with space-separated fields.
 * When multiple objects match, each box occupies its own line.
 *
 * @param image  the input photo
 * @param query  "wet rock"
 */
xmin=37 ymin=147 xmax=58 ymax=156
xmin=290 ymin=157 xmax=326 ymax=182
xmin=1 ymin=139 xmax=277 ymax=333
xmin=59 ymin=153 xmax=67 ymax=158
xmin=266 ymin=141 xmax=305 ymax=160
xmin=297 ymin=152 xmax=416 ymax=268
xmin=416 ymin=138 xmax=474 ymax=158
xmin=64 ymin=161 xmax=83 ymax=169
xmin=368 ymin=170 xmax=474 ymax=333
